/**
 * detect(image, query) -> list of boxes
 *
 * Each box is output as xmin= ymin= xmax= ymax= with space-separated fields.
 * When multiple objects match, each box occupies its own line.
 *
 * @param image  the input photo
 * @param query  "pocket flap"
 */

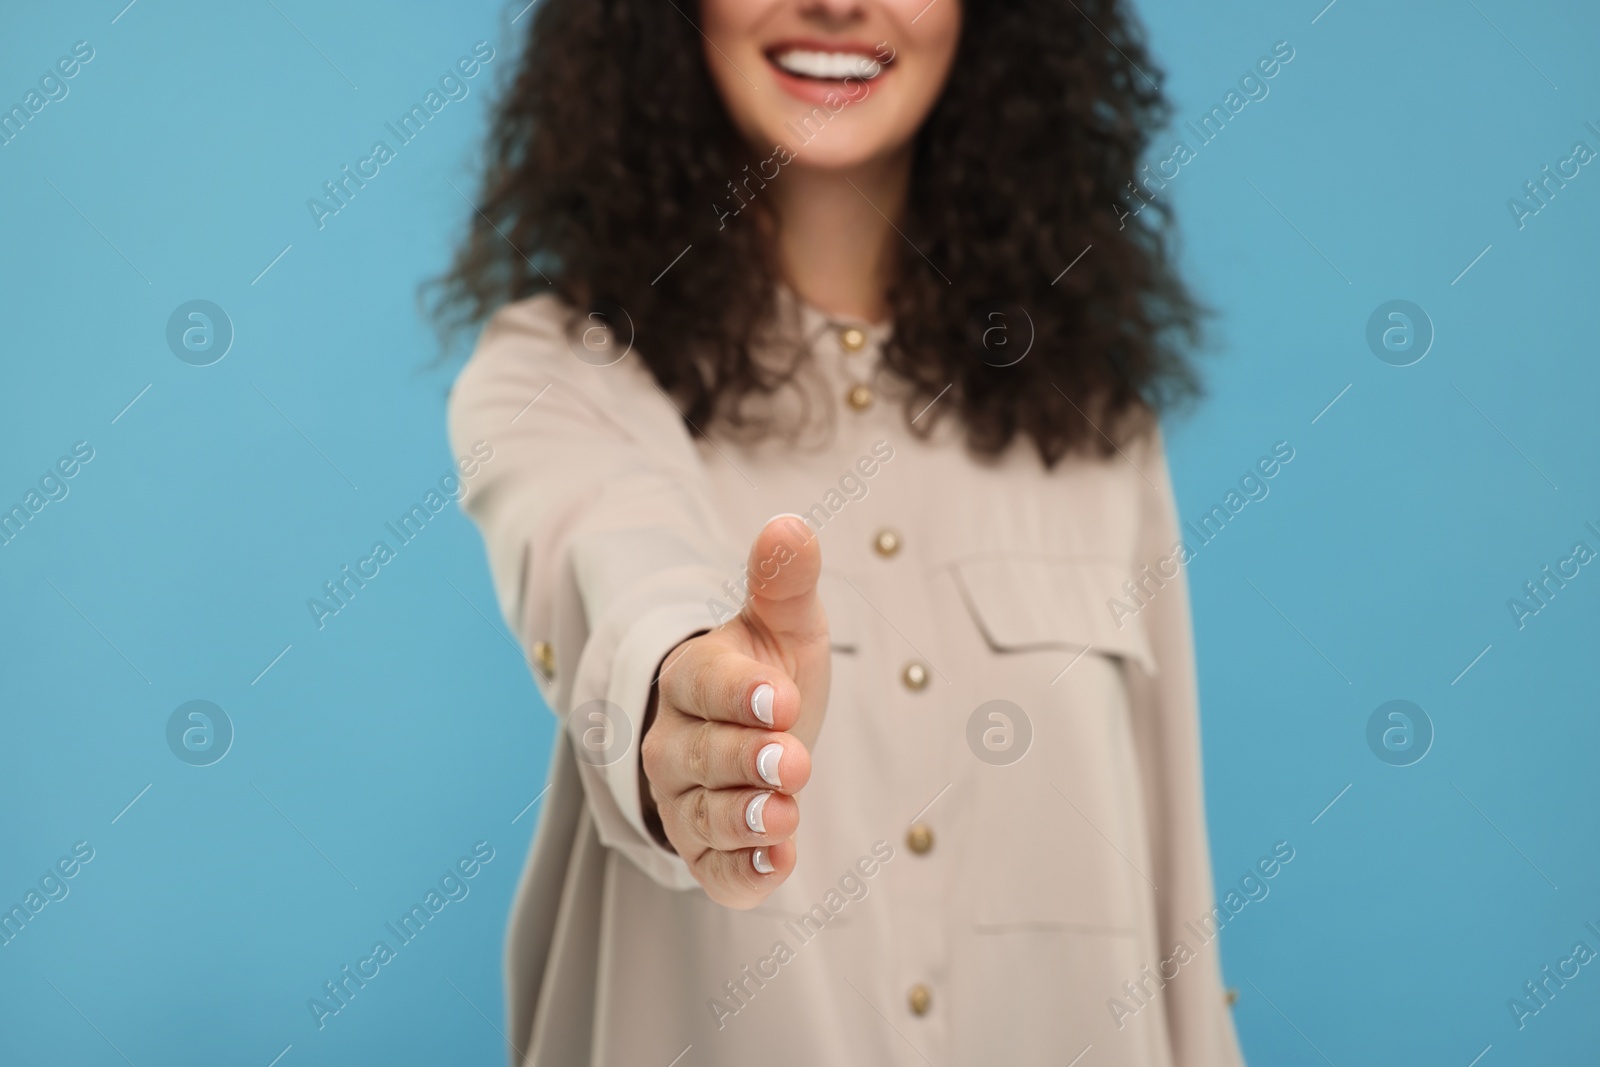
xmin=951 ymin=555 xmax=1155 ymax=673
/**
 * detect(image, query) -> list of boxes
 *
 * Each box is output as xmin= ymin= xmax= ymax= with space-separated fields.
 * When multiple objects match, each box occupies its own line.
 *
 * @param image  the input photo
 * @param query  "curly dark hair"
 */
xmin=430 ymin=0 xmax=1203 ymax=466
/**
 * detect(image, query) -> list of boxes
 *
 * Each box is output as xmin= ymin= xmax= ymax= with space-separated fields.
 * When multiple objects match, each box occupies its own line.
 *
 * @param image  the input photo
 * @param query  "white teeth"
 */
xmin=772 ymin=49 xmax=883 ymax=81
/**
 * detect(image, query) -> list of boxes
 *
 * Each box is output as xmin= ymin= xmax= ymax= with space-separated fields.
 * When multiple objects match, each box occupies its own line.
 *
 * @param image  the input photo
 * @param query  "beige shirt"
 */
xmin=449 ymin=293 xmax=1246 ymax=1067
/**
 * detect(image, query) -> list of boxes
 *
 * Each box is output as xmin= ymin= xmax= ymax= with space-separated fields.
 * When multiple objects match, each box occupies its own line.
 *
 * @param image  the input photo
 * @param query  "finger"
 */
xmin=693 ymin=840 xmax=798 ymax=910
xmin=743 ymin=514 xmax=825 ymax=642
xmin=645 ymin=717 xmax=811 ymax=795
xmin=659 ymin=637 xmax=801 ymax=731
xmin=661 ymin=785 xmax=800 ymax=852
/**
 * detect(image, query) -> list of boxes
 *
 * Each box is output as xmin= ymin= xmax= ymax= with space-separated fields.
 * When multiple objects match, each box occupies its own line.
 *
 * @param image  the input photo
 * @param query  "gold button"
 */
xmin=1224 ymin=987 xmax=1240 ymax=1007
xmin=906 ymin=823 xmax=933 ymax=855
xmin=908 ymin=983 xmax=932 ymax=1016
xmin=873 ymin=528 xmax=901 ymax=557
xmin=532 ymin=640 xmax=556 ymax=681
xmin=846 ymin=383 xmax=874 ymax=411
xmin=901 ymin=661 xmax=929 ymax=691
xmin=840 ymin=326 xmax=867 ymax=352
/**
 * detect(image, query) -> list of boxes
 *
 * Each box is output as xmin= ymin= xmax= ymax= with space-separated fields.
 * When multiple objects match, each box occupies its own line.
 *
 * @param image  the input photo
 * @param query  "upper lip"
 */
xmin=764 ymin=39 xmax=891 ymax=63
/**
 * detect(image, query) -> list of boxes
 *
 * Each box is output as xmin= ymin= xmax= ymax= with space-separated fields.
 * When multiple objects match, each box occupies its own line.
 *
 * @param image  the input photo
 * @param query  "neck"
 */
xmin=767 ymin=150 xmax=910 ymax=324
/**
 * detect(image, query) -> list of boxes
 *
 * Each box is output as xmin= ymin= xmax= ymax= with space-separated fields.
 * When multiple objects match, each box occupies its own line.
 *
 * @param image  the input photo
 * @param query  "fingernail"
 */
xmin=764 ymin=512 xmax=813 ymax=543
xmin=745 ymin=792 xmax=771 ymax=834
xmin=756 ymin=742 xmax=783 ymax=788
xmin=752 ymin=848 xmax=774 ymax=875
xmin=751 ymin=683 xmax=774 ymax=726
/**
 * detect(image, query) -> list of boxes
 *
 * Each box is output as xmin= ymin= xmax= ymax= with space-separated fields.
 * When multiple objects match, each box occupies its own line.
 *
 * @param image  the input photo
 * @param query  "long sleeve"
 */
xmin=448 ymin=295 xmax=741 ymax=891
xmin=1125 ymin=429 xmax=1247 ymax=1066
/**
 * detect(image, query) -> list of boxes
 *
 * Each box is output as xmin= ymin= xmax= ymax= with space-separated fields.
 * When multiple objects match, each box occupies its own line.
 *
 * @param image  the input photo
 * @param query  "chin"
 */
xmin=784 ymin=127 xmax=908 ymax=171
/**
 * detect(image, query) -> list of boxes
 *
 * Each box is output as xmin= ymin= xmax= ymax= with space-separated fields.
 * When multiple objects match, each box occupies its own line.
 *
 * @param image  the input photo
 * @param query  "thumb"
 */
xmin=741 ymin=513 xmax=824 ymax=641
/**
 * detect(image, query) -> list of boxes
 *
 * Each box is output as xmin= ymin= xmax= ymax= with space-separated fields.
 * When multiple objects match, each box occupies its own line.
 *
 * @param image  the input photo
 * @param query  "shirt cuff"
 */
xmin=570 ymin=597 xmax=717 ymax=892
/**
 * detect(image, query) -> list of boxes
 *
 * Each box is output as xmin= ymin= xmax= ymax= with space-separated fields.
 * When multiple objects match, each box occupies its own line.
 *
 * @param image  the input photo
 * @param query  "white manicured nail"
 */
xmin=756 ymin=743 xmax=783 ymax=788
xmin=746 ymin=792 xmax=771 ymax=834
xmin=751 ymin=683 xmax=774 ymax=726
xmin=764 ymin=512 xmax=813 ymax=544
xmin=753 ymin=848 xmax=774 ymax=875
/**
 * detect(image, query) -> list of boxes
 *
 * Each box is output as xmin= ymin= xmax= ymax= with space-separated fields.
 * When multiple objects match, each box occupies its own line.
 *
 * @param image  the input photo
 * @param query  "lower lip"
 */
xmin=767 ymin=60 xmax=889 ymax=106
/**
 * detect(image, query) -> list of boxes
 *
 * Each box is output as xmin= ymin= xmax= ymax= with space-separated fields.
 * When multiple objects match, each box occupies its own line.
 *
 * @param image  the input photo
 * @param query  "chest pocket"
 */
xmin=948 ymin=554 xmax=1159 ymax=934
xmin=953 ymin=555 xmax=1155 ymax=670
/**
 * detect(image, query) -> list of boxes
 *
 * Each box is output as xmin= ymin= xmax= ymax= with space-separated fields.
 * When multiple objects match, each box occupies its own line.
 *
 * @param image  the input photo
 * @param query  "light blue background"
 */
xmin=2 ymin=1 xmax=1596 ymax=1064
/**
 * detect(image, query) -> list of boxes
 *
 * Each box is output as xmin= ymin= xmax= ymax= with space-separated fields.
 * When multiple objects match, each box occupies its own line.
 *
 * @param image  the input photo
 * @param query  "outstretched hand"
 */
xmin=640 ymin=514 xmax=831 ymax=908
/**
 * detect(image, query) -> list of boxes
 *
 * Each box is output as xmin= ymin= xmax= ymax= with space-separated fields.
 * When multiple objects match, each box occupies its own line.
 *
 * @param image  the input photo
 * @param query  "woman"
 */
xmin=439 ymin=1 xmax=1244 ymax=1064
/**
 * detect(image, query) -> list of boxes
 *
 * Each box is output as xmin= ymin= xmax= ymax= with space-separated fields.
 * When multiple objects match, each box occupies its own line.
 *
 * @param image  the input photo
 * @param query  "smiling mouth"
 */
xmin=766 ymin=47 xmax=889 ymax=82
